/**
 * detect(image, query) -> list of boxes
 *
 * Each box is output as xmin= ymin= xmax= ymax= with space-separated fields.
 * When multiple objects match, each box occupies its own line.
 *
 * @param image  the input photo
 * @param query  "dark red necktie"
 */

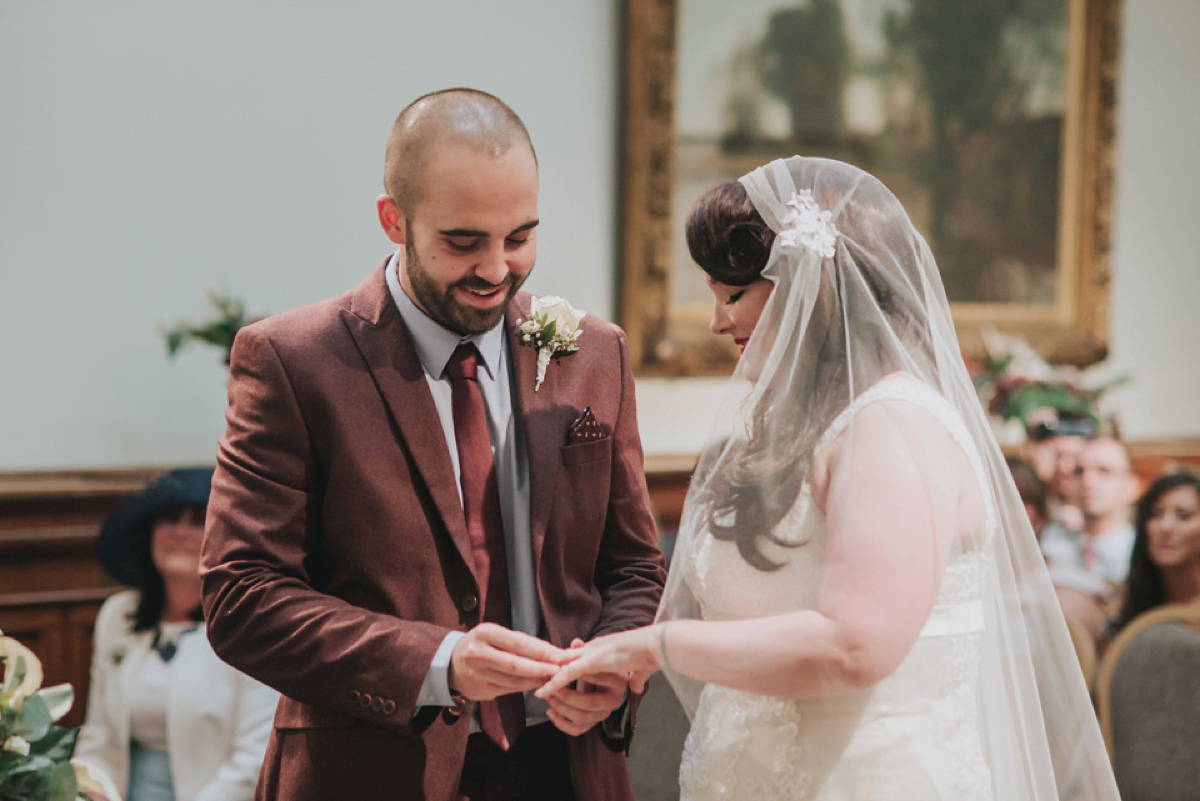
xmin=445 ymin=344 xmax=524 ymax=750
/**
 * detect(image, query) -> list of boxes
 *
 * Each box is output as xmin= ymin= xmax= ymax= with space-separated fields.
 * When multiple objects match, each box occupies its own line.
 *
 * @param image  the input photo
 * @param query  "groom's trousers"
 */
xmin=457 ymin=722 xmax=575 ymax=801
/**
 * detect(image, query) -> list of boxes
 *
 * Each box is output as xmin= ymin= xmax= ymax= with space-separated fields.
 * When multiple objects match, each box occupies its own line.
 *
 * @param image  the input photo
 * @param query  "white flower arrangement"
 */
xmin=518 ymin=296 xmax=585 ymax=391
xmin=779 ymin=189 xmax=838 ymax=259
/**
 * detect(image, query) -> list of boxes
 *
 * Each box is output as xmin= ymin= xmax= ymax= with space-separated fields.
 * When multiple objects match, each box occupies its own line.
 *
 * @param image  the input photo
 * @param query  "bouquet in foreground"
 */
xmin=1 ymin=632 xmax=120 ymax=801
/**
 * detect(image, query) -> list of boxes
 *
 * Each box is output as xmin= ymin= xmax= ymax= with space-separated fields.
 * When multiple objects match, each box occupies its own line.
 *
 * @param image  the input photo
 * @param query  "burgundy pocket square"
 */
xmin=567 ymin=406 xmax=607 ymax=445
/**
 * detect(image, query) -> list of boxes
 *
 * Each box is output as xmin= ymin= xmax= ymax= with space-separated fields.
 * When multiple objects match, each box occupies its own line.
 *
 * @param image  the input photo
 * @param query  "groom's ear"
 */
xmin=376 ymin=195 xmax=407 ymax=246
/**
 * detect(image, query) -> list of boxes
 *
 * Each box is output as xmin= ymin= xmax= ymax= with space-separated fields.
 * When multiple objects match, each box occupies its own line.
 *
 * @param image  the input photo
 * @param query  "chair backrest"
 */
xmin=1096 ymin=604 xmax=1200 ymax=801
xmin=1064 ymin=612 xmax=1098 ymax=693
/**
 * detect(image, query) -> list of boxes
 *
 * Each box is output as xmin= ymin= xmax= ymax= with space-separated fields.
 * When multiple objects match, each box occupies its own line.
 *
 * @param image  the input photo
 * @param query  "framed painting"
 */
xmin=619 ymin=0 xmax=1121 ymax=375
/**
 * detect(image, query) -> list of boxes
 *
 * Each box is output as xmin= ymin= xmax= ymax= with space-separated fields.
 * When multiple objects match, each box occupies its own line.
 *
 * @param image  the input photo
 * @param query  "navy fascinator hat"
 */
xmin=96 ymin=467 xmax=213 ymax=586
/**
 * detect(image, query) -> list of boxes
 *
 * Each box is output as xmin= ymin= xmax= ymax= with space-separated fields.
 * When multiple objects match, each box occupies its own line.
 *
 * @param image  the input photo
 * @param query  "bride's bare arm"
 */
xmin=540 ymin=400 xmax=976 ymax=700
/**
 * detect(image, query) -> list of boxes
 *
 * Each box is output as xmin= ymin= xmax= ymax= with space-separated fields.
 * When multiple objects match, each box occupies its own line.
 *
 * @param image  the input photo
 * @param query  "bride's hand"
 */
xmin=535 ymin=625 xmax=664 ymax=699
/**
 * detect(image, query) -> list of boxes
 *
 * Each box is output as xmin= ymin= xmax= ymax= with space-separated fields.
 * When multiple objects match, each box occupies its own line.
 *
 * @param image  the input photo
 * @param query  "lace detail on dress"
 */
xmin=930 ymin=627 xmax=992 ymax=801
xmin=680 ymin=687 xmax=813 ymax=801
xmin=926 ymin=552 xmax=993 ymax=800
xmin=935 ymin=550 xmax=987 ymax=607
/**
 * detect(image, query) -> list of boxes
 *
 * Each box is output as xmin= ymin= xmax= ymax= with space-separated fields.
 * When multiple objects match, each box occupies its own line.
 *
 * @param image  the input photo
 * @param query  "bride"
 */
xmin=538 ymin=157 xmax=1119 ymax=800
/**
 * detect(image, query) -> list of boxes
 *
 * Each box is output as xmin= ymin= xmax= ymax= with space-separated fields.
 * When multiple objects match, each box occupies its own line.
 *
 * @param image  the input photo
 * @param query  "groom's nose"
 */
xmin=475 ymin=245 xmax=510 ymax=285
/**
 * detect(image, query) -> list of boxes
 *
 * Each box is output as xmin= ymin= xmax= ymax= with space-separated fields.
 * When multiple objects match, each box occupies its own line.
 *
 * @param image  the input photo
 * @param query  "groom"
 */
xmin=201 ymin=88 xmax=666 ymax=801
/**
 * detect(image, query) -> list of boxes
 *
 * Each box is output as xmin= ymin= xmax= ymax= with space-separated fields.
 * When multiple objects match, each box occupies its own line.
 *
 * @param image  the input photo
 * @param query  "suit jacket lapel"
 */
xmin=506 ymin=295 xmax=560 ymax=573
xmin=341 ymin=263 xmax=475 ymax=577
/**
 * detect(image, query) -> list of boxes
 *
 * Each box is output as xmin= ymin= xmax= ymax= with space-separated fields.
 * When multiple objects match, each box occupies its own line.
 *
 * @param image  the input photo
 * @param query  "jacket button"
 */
xmin=461 ymin=594 xmax=479 ymax=612
xmin=382 ymin=700 xmax=396 ymax=715
xmin=350 ymin=690 xmax=361 ymax=704
xmin=371 ymin=696 xmax=383 ymax=712
xmin=360 ymin=693 xmax=373 ymax=708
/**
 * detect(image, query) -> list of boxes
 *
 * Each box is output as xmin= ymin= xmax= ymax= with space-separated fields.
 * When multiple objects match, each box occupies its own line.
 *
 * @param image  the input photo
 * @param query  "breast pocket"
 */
xmin=558 ymin=439 xmax=613 ymax=538
xmin=561 ymin=437 xmax=611 ymax=466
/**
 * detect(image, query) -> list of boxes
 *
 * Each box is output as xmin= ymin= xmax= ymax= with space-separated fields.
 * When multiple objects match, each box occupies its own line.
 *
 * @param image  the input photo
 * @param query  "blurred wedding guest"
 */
xmin=1041 ymin=438 xmax=1139 ymax=585
xmin=1009 ymin=454 xmax=1107 ymax=638
xmin=1006 ymin=456 xmax=1049 ymax=537
xmin=1112 ymin=471 xmax=1200 ymax=633
xmin=74 ymin=468 xmax=277 ymax=801
xmin=1040 ymin=438 xmax=1139 ymax=640
xmin=1024 ymin=411 xmax=1095 ymax=531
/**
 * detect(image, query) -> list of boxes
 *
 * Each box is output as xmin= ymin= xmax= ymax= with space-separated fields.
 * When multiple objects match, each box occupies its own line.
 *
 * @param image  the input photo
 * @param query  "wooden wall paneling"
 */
xmin=0 ymin=469 xmax=158 ymax=727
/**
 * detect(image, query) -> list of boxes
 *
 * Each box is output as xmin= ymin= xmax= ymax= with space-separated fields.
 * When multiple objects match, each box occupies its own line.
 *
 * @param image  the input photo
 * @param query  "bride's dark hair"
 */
xmin=685 ymin=183 xmax=776 ymax=286
xmin=685 ymin=179 xmax=934 ymax=571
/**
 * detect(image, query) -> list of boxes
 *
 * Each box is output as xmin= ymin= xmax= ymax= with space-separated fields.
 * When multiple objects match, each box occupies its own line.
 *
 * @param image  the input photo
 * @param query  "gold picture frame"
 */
xmin=619 ymin=0 xmax=1121 ymax=375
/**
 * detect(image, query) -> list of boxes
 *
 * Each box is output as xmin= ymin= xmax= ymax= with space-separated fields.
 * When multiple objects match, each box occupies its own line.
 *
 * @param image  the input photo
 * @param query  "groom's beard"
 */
xmin=405 ymin=232 xmax=530 ymax=336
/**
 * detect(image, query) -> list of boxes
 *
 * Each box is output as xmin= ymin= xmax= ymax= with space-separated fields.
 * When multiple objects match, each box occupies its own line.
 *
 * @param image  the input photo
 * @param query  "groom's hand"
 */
xmin=543 ymin=675 xmax=629 ymax=737
xmin=448 ymin=623 xmax=565 ymax=702
xmin=542 ymin=638 xmax=629 ymax=736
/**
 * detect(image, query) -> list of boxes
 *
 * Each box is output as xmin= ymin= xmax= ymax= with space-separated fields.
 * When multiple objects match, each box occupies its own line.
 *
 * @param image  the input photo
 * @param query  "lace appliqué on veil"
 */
xmin=779 ymin=190 xmax=838 ymax=259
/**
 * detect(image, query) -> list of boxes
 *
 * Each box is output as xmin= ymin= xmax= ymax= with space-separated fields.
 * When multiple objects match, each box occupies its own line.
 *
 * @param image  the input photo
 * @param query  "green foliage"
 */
xmin=0 ymin=650 xmax=89 ymax=801
xmin=164 ymin=288 xmax=258 ymax=366
xmin=14 ymin=694 xmax=51 ymax=743
xmin=968 ymin=352 xmax=1128 ymax=428
xmin=28 ymin=728 xmax=77 ymax=763
xmin=0 ymin=759 xmax=80 ymax=801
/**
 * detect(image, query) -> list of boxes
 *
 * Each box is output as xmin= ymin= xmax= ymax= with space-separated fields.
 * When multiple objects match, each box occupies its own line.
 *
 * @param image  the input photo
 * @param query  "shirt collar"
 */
xmin=385 ymin=250 xmax=505 ymax=381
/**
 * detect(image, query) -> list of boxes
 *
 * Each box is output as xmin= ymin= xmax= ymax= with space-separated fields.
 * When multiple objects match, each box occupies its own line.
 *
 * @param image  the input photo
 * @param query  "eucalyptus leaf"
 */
xmin=14 ymin=693 xmax=51 ymax=742
xmin=42 ymin=759 xmax=79 ymax=801
xmin=0 ymin=768 xmax=44 ymax=800
xmin=5 ymin=750 xmax=53 ymax=775
xmin=28 ymin=726 xmax=76 ymax=761
xmin=0 ymin=747 xmax=25 ymax=777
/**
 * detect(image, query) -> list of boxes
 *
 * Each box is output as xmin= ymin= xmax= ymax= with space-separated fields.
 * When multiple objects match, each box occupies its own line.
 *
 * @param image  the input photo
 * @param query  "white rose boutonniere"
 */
xmin=518 ymin=296 xmax=585 ymax=391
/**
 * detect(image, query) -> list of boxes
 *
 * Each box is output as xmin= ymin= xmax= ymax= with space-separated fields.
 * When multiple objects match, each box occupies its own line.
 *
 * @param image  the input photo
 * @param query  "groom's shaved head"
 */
xmin=384 ymin=88 xmax=536 ymax=215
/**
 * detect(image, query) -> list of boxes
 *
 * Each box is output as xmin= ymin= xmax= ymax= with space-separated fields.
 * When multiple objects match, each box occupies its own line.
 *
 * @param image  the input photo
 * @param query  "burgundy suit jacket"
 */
xmin=201 ymin=263 xmax=666 ymax=801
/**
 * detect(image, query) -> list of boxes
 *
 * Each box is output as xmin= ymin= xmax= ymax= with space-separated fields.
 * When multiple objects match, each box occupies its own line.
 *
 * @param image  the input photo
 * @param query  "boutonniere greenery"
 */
xmin=518 ymin=296 xmax=585 ymax=391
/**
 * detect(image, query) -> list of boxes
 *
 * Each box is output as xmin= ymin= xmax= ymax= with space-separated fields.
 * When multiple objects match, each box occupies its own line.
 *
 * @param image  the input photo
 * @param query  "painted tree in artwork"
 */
xmin=755 ymin=0 xmax=850 ymax=146
xmin=885 ymin=0 xmax=1065 ymax=302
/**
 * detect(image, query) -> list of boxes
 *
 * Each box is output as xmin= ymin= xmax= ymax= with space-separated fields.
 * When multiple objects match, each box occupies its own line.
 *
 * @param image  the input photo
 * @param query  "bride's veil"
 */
xmin=656 ymin=156 xmax=1118 ymax=800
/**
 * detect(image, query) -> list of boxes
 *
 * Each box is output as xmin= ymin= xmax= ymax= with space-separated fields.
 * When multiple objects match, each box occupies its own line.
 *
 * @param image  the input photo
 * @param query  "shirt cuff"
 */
xmin=417 ymin=630 xmax=466 ymax=707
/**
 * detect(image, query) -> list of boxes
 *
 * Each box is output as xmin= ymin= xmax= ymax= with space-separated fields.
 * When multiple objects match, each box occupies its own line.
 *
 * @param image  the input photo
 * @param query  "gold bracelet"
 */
xmin=657 ymin=622 xmax=674 ymax=673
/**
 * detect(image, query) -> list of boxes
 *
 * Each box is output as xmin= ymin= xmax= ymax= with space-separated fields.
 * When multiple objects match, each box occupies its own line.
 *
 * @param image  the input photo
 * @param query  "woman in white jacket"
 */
xmin=74 ymin=468 xmax=278 ymax=801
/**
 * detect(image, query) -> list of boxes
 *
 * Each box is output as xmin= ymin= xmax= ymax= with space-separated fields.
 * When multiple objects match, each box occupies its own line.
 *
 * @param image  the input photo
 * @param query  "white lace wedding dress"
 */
xmin=678 ymin=378 xmax=997 ymax=801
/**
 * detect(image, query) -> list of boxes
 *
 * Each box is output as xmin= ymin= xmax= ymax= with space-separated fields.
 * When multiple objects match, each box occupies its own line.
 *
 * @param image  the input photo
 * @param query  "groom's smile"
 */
xmin=384 ymin=139 xmax=540 ymax=336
